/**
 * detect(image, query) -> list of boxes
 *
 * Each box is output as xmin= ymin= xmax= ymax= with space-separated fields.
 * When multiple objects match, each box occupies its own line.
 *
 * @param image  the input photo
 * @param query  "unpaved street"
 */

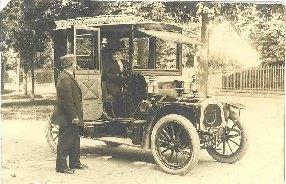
xmin=1 ymin=95 xmax=284 ymax=184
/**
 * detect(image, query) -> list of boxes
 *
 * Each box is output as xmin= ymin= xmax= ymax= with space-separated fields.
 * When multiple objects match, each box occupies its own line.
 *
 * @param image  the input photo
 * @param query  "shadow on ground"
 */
xmin=80 ymin=144 xmax=217 ymax=169
xmin=81 ymin=145 xmax=155 ymax=164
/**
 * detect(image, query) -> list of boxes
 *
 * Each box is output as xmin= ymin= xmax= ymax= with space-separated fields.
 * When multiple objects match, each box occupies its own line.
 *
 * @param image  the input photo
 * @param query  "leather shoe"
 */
xmin=56 ymin=168 xmax=75 ymax=174
xmin=71 ymin=164 xmax=88 ymax=170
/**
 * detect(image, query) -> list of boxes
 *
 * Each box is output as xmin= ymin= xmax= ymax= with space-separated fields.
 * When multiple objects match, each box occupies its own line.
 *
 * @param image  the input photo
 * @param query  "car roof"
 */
xmin=54 ymin=15 xmax=182 ymax=32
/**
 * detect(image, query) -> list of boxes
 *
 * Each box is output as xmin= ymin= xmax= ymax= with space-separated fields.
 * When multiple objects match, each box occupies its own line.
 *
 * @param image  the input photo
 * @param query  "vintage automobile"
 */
xmin=46 ymin=15 xmax=248 ymax=175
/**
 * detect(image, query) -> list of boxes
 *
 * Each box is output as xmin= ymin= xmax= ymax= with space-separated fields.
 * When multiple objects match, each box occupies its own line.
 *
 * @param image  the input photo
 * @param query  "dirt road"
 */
xmin=1 ymin=95 xmax=284 ymax=184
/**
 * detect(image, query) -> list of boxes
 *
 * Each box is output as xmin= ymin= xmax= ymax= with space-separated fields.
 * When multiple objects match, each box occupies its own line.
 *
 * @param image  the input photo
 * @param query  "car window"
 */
xmin=133 ymin=38 xmax=150 ymax=69
xmin=76 ymin=36 xmax=92 ymax=56
xmin=156 ymin=40 xmax=177 ymax=70
xmin=76 ymin=34 xmax=98 ymax=70
xmin=66 ymin=30 xmax=99 ymax=70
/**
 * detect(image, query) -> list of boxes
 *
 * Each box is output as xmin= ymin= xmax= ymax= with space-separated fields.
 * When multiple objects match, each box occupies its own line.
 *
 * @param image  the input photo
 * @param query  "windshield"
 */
xmin=133 ymin=36 xmax=179 ymax=71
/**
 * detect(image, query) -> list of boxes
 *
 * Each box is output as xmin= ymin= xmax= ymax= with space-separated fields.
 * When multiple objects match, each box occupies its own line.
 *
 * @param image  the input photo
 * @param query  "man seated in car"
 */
xmin=102 ymin=39 xmax=129 ymax=117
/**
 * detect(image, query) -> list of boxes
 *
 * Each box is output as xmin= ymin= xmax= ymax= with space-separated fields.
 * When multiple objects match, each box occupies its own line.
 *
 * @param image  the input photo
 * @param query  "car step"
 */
xmin=84 ymin=121 xmax=108 ymax=127
xmin=93 ymin=137 xmax=141 ymax=148
xmin=132 ymin=120 xmax=146 ymax=124
xmin=84 ymin=119 xmax=146 ymax=126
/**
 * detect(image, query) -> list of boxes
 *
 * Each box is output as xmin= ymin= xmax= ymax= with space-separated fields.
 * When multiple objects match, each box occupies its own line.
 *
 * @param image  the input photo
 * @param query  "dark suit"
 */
xmin=51 ymin=70 xmax=83 ymax=171
xmin=52 ymin=71 xmax=83 ymax=126
xmin=102 ymin=57 xmax=128 ymax=95
xmin=102 ymin=54 xmax=129 ymax=116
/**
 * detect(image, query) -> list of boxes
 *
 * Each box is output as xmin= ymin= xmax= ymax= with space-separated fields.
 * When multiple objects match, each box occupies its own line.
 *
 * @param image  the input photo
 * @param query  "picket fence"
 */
xmin=222 ymin=66 xmax=284 ymax=92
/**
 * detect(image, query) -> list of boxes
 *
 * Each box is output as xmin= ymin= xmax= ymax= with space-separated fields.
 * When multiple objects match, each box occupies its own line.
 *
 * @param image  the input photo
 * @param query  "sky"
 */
xmin=0 ymin=0 xmax=11 ymax=12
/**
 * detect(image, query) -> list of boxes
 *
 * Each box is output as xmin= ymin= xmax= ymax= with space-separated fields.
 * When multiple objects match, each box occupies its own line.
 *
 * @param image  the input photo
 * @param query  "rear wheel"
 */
xmin=45 ymin=118 xmax=59 ymax=153
xmin=151 ymin=114 xmax=200 ymax=175
xmin=206 ymin=112 xmax=248 ymax=163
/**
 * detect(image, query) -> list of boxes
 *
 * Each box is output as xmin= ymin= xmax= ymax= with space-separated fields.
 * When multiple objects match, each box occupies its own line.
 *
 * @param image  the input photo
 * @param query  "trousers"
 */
xmin=56 ymin=125 xmax=81 ymax=171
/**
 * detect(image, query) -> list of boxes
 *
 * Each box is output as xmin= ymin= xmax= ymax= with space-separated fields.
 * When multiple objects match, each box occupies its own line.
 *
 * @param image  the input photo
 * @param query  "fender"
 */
xmin=223 ymin=101 xmax=245 ymax=120
xmin=229 ymin=110 xmax=240 ymax=121
xmin=141 ymin=103 xmax=198 ymax=150
xmin=228 ymin=102 xmax=245 ymax=109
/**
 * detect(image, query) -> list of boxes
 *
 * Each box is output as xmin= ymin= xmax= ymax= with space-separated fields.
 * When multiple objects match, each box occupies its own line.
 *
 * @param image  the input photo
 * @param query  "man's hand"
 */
xmin=72 ymin=117 xmax=79 ymax=125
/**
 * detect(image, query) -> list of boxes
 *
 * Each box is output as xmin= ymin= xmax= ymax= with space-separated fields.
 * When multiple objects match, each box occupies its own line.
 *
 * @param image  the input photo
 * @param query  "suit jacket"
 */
xmin=51 ymin=71 xmax=83 ymax=127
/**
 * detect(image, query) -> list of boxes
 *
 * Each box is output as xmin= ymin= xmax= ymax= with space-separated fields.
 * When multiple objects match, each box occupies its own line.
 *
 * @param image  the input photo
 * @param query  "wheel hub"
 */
xmin=168 ymin=139 xmax=182 ymax=152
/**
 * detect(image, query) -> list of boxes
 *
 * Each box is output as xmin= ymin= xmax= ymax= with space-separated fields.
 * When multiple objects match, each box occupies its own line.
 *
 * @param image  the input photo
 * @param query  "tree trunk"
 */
xmin=23 ymin=69 xmax=28 ymax=96
xmin=16 ymin=58 xmax=21 ymax=93
xmin=31 ymin=61 xmax=35 ymax=100
xmin=1 ymin=52 xmax=5 ymax=94
xmin=198 ymin=13 xmax=209 ymax=97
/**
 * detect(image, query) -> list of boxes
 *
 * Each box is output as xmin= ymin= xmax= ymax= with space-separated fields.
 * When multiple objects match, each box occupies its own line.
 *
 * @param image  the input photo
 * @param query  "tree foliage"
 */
xmin=0 ymin=1 xmax=285 ymax=72
xmin=230 ymin=4 xmax=285 ymax=66
xmin=1 ymin=0 xmax=48 ymax=71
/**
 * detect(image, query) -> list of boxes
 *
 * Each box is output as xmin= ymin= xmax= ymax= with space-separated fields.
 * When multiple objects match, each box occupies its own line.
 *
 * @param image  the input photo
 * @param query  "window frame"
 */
xmin=68 ymin=26 xmax=101 ymax=71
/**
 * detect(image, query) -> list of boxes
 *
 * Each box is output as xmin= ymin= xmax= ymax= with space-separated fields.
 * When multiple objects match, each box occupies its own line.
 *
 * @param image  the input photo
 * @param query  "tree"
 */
xmin=1 ymin=1 xmax=284 ymax=97
xmin=0 ymin=0 xmax=24 ymax=94
xmin=1 ymin=52 xmax=5 ymax=93
xmin=2 ymin=47 xmax=21 ymax=92
xmin=165 ymin=2 xmax=285 ymax=66
xmin=232 ymin=4 xmax=285 ymax=66
xmin=1 ymin=0 xmax=57 ymax=96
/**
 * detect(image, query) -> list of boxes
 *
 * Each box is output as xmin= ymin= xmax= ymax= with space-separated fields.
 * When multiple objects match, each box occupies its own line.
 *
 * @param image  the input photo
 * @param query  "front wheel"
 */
xmin=151 ymin=114 xmax=200 ymax=175
xmin=206 ymin=112 xmax=248 ymax=163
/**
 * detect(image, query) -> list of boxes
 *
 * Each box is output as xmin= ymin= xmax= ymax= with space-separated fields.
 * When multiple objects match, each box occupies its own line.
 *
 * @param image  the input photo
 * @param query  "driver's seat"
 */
xmin=127 ymin=73 xmax=148 ymax=113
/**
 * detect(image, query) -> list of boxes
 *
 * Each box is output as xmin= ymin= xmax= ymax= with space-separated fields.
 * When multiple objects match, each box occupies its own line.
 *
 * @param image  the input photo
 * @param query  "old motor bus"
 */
xmin=46 ymin=15 xmax=248 ymax=175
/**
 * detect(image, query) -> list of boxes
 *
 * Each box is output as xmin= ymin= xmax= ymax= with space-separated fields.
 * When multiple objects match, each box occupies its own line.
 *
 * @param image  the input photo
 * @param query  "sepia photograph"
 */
xmin=0 ymin=0 xmax=285 ymax=183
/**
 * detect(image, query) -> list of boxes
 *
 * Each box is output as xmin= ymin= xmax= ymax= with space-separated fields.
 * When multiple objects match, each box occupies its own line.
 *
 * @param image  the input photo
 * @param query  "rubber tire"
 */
xmin=45 ymin=118 xmax=58 ymax=153
xmin=151 ymin=114 xmax=200 ymax=175
xmin=206 ymin=112 xmax=248 ymax=163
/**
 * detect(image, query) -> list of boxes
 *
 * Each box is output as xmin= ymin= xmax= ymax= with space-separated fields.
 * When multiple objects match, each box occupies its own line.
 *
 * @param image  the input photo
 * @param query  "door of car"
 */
xmin=71 ymin=26 xmax=103 ymax=121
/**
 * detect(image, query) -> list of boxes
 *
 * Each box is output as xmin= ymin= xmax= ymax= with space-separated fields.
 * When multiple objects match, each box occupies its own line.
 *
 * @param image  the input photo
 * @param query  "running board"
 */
xmin=95 ymin=137 xmax=141 ymax=148
xmin=84 ymin=119 xmax=146 ymax=127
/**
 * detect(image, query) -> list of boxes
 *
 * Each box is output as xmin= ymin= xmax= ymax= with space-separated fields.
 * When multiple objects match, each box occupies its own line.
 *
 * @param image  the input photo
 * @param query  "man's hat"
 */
xmin=60 ymin=54 xmax=75 ymax=69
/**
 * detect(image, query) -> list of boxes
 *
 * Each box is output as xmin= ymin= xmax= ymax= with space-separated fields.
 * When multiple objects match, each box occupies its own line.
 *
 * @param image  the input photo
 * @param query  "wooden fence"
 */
xmin=222 ymin=66 xmax=284 ymax=92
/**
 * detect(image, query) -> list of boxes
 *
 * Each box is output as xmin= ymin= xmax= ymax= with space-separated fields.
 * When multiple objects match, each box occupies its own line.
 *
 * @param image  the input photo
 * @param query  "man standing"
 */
xmin=52 ymin=54 xmax=88 ymax=174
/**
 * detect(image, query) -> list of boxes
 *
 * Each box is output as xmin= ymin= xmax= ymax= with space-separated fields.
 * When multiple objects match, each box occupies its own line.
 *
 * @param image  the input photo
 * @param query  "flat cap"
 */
xmin=60 ymin=54 xmax=75 ymax=69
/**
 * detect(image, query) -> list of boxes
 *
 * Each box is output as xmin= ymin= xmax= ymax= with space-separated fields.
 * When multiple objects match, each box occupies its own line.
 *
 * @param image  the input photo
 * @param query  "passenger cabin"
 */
xmin=52 ymin=15 xmax=201 ymax=121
